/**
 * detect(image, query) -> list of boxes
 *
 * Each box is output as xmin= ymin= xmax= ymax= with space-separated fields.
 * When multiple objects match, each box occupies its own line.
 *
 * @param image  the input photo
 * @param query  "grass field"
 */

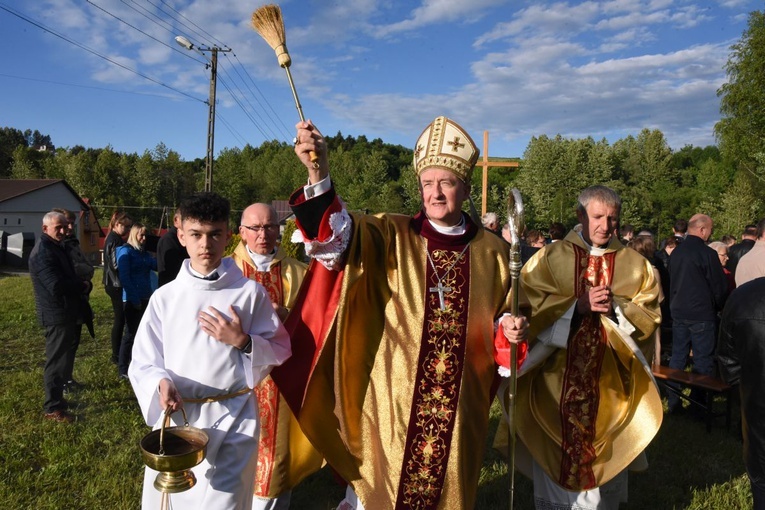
xmin=0 ymin=269 xmax=753 ymax=509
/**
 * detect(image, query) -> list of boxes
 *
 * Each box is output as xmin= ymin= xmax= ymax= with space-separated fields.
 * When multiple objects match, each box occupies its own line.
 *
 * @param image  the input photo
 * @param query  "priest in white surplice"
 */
xmin=129 ymin=192 xmax=291 ymax=510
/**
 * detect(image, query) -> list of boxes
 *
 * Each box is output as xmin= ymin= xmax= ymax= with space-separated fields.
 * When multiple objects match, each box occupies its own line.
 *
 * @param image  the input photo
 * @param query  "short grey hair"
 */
xmin=577 ymin=185 xmax=621 ymax=216
xmin=482 ymin=212 xmax=498 ymax=227
xmin=42 ymin=211 xmax=66 ymax=225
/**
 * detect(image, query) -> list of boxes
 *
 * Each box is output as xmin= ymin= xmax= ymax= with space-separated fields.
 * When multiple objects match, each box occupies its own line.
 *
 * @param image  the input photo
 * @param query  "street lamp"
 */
xmin=175 ymin=35 xmax=232 ymax=192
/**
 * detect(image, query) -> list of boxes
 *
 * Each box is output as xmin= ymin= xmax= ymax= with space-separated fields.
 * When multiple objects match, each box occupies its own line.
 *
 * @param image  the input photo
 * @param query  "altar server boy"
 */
xmin=129 ymin=192 xmax=291 ymax=510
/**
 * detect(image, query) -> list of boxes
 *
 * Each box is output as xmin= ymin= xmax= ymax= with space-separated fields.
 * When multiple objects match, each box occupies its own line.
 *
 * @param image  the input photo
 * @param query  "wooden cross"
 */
xmin=479 ymin=131 xmax=520 ymax=216
xmin=429 ymin=281 xmax=452 ymax=311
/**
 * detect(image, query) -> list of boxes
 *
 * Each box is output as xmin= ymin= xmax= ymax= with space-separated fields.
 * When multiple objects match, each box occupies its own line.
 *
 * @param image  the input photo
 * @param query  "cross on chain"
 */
xmin=429 ymin=280 xmax=452 ymax=311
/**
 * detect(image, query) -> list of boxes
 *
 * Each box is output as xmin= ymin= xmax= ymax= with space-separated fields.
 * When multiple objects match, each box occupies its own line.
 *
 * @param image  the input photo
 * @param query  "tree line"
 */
xmin=3 ymin=9 xmax=765 ymax=240
xmin=1 ymin=125 xmax=758 ymax=241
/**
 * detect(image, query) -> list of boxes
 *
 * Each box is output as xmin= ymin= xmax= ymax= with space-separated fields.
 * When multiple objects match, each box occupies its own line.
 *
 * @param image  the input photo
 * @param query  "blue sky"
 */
xmin=0 ymin=0 xmax=759 ymax=162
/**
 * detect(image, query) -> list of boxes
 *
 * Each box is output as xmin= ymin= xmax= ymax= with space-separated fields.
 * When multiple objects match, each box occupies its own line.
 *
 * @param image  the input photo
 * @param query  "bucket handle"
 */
xmin=158 ymin=407 xmax=189 ymax=456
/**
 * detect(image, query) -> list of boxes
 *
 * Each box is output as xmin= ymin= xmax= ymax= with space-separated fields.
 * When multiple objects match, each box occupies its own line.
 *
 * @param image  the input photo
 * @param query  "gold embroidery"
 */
xmin=254 ymin=377 xmax=280 ymax=496
xmin=399 ymin=246 xmax=468 ymax=508
xmin=558 ymin=248 xmax=615 ymax=490
xmin=251 ymin=265 xmax=283 ymax=305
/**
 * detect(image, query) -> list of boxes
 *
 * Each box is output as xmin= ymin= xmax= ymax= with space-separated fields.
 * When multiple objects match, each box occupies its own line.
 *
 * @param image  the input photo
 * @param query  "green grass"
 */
xmin=0 ymin=270 xmax=753 ymax=509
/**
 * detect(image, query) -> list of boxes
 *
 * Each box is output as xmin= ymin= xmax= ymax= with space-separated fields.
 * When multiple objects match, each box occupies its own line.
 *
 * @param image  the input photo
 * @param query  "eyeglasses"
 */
xmin=241 ymin=224 xmax=279 ymax=234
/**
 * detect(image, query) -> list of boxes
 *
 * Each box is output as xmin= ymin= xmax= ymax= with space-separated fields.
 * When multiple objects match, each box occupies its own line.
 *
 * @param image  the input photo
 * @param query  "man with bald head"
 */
xmin=667 ymin=213 xmax=728 ymax=415
xmin=231 ymin=202 xmax=321 ymax=510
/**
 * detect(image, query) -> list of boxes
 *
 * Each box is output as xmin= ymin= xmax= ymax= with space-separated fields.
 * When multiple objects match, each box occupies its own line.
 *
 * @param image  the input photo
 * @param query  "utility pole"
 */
xmin=175 ymin=36 xmax=231 ymax=192
xmin=205 ymin=48 xmax=219 ymax=192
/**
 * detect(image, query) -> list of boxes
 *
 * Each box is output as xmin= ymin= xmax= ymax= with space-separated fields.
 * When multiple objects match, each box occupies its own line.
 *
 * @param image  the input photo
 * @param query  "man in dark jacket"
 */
xmin=53 ymin=208 xmax=95 ymax=391
xmin=667 ymin=213 xmax=728 ymax=414
xmin=156 ymin=208 xmax=189 ymax=287
xmin=29 ymin=211 xmax=92 ymax=423
xmin=717 ymin=277 xmax=765 ymax=510
xmin=728 ymin=224 xmax=757 ymax=279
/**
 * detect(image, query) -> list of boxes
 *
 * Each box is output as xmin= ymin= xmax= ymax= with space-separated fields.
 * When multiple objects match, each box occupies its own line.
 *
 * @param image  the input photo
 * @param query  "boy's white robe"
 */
xmin=129 ymin=257 xmax=291 ymax=510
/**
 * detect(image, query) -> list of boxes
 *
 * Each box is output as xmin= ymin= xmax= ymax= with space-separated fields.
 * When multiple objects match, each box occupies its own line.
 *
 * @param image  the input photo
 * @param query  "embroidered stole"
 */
xmin=395 ymin=242 xmax=470 ymax=509
xmin=559 ymin=245 xmax=615 ymax=490
xmin=243 ymin=262 xmax=285 ymax=497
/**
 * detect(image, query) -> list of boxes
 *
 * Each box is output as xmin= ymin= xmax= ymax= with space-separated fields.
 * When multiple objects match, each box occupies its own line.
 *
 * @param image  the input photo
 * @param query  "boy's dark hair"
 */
xmin=179 ymin=192 xmax=230 ymax=224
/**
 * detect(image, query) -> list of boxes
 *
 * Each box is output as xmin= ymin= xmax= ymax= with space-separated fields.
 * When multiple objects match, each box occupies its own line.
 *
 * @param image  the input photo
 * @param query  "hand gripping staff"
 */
xmin=251 ymin=4 xmax=320 ymax=168
xmin=505 ymin=188 xmax=524 ymax=510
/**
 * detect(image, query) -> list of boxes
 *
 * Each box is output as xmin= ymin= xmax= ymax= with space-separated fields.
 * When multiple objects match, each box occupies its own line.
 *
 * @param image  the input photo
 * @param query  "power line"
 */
xmin=4 ymin=1 xmax=293 ymax=151
xmin=95 ymin=0 xmax=288 ymax=144
xmin=216 ymin=73 xmax=273 ymax=140
xmin=87 ymin=0 xmax=205 ymax=65
xmin=217 ymin=64 xmax=279 ymax=140
xmin=226 ymin=53 xmax=292 ymax=141
xmin=0 ymin=3 xmax=204 ymax=104
xmin=0 ymin=72 xmax=194 ymax=100
xmin=154 ymin=0 xmax=229 ymax=50
xmin=215 ymin=111 xmax=248 ymax=148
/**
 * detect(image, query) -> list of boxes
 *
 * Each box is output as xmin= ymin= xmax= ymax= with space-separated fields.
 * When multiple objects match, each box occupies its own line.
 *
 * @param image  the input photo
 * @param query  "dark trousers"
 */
xmin=668 ymin=318 xmax=717 ymax=410
xmin=752 ymin=472 xmax=765 ymax=510
xmin=44 ymin=323 xmax=78 ymax=412
xmin=119 ymin=300 xmax=147 ymax=376
xmin=64 ymin=324 xmax=83 ymax=383
xmin=105 ymin=285 xmax=125 ymax=363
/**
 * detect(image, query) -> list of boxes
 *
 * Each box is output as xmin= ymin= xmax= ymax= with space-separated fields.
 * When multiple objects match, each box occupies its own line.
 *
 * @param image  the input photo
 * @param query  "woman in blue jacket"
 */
xmin=116 ymin=223 xmax=156 ymax=379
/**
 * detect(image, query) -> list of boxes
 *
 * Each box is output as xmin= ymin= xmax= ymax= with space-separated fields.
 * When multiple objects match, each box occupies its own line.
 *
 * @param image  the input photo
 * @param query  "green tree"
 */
xmin=0 ymin=127 xmax=28 ymax=177
xmin=92 ymin=146 xmax=122 ymax=205
xmin=716 ymin=10 xmax=765 ymax=187
xmin=700 ymin=170 xmax=761 ymax=237
xmin=215 ymin=147 xmax=256 ymax=213
xmin=9 ymin=146 xmax=45 ymax=179
xmin=515 ymin=135 xmax=611 ymax=229
xmin=612 ymin=129 xmax=674 ymax=233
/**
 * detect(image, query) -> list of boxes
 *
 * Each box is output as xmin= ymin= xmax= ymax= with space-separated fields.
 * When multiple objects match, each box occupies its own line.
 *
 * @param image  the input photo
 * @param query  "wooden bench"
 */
xmin=652 ymin=365 xmax=732 ymax=433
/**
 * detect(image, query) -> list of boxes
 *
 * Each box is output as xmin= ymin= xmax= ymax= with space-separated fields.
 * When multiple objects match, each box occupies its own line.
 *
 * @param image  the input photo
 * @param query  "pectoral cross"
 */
xmin=429 ymin=280 xmax=452 ymax=311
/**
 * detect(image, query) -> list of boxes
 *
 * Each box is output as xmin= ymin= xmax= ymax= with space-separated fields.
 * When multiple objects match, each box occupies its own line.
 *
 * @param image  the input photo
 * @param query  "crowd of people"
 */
xmin=25 ymin=115 xmax=765 ymax=510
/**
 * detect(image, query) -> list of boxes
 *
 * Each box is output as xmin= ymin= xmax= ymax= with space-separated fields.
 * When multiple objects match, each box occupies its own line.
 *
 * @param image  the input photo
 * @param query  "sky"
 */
xmin=0 ymin=0 xmax=760 ymax=162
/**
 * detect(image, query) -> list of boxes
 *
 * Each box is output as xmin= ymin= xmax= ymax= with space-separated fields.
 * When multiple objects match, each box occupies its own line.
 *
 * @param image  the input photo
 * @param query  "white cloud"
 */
xmin=374 ymin=0 xmax=508 ymax=38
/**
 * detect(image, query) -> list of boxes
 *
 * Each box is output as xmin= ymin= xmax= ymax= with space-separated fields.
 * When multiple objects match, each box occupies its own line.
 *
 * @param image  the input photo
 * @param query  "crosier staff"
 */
xmin=505 ymin=188 xmax=524 ymax=510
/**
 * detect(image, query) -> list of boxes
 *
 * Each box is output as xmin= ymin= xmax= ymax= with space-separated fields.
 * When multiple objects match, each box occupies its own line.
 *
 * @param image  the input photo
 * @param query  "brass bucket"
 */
xmin=140 ymin=408 xmax=209 ymax=494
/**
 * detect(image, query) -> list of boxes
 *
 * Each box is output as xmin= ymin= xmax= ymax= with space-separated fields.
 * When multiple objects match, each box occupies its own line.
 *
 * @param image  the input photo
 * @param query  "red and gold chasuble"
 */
xmin=230 ymin=243 xmax=322 ymax=499
xmin=272 ymin=197 xmax=527 ymax=510
xmin=515 ymin=232 xmax=663 ymax=492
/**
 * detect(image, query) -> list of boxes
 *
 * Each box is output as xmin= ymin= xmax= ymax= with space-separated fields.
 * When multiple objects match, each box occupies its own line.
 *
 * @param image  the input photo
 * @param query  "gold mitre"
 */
xmin=413 ymin=116 xmax=479 ymax=182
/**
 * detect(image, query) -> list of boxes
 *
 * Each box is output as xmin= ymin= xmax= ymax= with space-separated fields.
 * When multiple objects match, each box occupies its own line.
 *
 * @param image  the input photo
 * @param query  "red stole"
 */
xmin=559 ymin=245 xmax=616 ymax=490
xmin=242 ymin=261 xmax=284 ymax=496
xmin=396 ymin=226 xmax=471 ymax=509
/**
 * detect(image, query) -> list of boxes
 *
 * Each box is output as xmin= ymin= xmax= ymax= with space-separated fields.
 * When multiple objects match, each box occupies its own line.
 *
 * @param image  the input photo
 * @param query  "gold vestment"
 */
xmin=515 ymin=232 xmax=662 ymax=491
xmin=231 ymin=243 xmax=322 ymax=498
xmin=284 ymin=212 xmax=527 ymax=509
